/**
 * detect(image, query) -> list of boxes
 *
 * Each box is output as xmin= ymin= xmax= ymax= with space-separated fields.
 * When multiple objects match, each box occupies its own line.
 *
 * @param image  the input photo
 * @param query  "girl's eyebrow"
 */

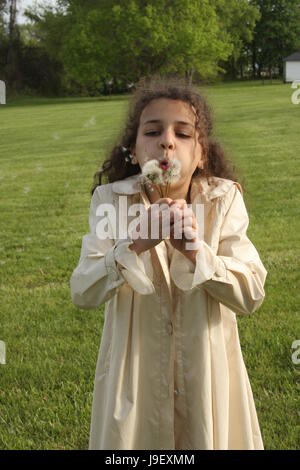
xmin=142 ymin=119 xmax=194 ymax=128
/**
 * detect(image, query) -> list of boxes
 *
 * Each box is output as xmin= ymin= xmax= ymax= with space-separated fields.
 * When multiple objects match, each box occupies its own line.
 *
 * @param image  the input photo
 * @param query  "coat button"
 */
xmin=174 ymin=389 xmax=179 ymax=395
xmin=166 ymin=321 xmax=173 ymax=335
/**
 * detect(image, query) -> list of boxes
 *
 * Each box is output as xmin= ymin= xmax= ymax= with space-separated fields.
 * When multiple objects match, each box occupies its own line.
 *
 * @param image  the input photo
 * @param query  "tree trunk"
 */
xmin=252 ymin=42 xmax=256 ymax=79
xmin=186 ymin=68 xmax=194 ymax=85
xmin=9 ymin=0 xmax=17 ymax=37
xmin=7 ymin=0 xmax=17 ymax=65
xmin=240 ymin=62 xmax=244 ymax=80
xmin=258 ymin=62 xmax=262 ymax=79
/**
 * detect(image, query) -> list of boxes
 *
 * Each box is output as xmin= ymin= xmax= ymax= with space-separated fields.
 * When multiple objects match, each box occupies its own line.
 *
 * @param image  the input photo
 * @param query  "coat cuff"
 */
xmin=112 ymin=237 xmax=156 ymax=295
xmin=170 ymin=240 xmax=229 ymax=291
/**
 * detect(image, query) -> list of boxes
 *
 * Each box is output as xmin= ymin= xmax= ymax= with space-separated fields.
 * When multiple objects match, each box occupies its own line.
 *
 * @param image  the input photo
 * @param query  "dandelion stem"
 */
xmin=156 ymin=184 xmax=163 ymax=198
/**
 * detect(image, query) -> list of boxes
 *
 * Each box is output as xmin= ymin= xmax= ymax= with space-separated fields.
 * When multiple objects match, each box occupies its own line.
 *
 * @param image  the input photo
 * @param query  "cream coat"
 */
xmin=70 ymin=173 xmax=268 ymax=450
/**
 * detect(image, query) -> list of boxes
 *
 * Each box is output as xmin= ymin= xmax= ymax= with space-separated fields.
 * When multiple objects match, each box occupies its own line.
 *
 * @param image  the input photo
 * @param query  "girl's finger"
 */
xmin=170 ymin=219 xmax=192 ymax=236
xmin=156 ymin=198 xmax=173 ymax=206
xmin=171 ymin=215 xmax=193 ymax=227
xmin=169 ymin=206 xmax=184 ymax=222
xmin=171 ymin=217 xmax=198 ymax=238
xmin=182 ymin=216 xmax=194 ymax=227
xmin=183 ymin=226 xmax=197 ymax=241
xmin=170 ymin=205 xmax=194 ymax=222
xmin=178 ymin=206 xmax=193 ymax=218
xmin=169 ymin=199 xmax=186 ymax=207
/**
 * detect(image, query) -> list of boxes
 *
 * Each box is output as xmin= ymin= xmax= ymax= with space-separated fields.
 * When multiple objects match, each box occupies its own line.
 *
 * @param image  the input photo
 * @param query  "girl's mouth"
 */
xmin=159 ymin=159 xmax=171 ymax=171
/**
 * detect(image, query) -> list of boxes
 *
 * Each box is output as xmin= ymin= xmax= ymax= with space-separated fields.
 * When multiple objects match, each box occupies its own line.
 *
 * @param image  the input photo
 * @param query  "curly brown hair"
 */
xmin=91 ymin=74 xmax=244 ymax=196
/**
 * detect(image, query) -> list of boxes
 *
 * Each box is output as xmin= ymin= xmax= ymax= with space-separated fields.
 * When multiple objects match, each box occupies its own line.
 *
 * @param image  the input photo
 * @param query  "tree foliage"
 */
xmin=250 ymin=0 xmax=300 ymax=77
xmin=1 ymin=0 xmax=300 ymax=94
xmin=60 ymin=0 xmax=235 ymax=89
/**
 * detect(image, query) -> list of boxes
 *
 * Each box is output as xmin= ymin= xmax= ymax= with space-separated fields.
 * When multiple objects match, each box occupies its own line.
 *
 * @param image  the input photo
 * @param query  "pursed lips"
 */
xmin=159 ymin=158 xmax=171 ymax=170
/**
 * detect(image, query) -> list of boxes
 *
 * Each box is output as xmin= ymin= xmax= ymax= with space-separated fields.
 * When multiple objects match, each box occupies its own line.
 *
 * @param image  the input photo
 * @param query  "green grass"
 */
xmin=0 ymin=80 xmax=299 ymax=449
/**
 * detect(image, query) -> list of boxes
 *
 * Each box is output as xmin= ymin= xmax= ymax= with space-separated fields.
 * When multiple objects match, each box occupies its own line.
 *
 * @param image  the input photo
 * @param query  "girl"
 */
xmin=70 ymin=75 xmax=267 ymax=450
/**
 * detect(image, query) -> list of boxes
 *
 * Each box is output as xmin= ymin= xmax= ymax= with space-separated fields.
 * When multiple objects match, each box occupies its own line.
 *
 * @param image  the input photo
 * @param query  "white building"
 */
xmin=283 ymin=50 xmax=300 ymax=82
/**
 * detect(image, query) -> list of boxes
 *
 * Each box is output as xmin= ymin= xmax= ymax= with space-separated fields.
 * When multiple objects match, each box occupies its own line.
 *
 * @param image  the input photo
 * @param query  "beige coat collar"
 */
xmin=112 ymin=173 xmax=242 ymax=202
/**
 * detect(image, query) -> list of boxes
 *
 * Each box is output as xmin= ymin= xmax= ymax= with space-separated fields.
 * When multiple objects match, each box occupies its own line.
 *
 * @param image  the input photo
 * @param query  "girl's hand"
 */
xmin=168 ymin=199 xmax=201 ymax=264
xmin=129 ymin=198 xmax=174 ymax=255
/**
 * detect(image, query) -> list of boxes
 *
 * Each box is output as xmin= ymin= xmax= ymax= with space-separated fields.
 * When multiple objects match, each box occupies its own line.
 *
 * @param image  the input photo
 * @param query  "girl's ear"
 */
xmin=129 ymin=144 xmax=138 ymax=164
xmin=197 ymin=144 xmax=207 ymax=169
xmin=197 ymin=150 xmax=204 ymax=169
xmin=130 ymin=143 xmax=137 ymax=155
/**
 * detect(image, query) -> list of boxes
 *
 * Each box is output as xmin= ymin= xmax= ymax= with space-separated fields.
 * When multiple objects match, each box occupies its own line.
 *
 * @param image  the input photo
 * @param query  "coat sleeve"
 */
xmin=169 ymin=184 xmax=268 ymax=315
xmin=70 ymin=186 xmax=155 ymax=310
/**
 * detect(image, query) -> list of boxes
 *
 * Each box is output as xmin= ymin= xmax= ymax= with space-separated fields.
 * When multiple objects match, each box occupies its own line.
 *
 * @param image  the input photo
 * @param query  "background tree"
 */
xmin=249 ymin=0 xmax=300 ymax=78
xmin=0 ymin=1 xmax=8 ymax=58
xmin=23 ymin=1 xmax=71 ymax=94
xmin=0 ymin=0 xmax=7 ymax=30
xmin=54 ymin=0 xmax=235 ymax=92
xmin=2 ymin=0 xmax=300 ymax=95
xmin=213 ymin=0 xmax=261 ymax=80
xmin=0 ymin=0 xmax=23 ymax=87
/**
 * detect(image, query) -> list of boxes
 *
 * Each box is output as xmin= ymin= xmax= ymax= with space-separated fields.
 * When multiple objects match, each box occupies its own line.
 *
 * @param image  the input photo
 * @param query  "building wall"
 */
xmin=285 ymin=62 xmax=300 ymax=82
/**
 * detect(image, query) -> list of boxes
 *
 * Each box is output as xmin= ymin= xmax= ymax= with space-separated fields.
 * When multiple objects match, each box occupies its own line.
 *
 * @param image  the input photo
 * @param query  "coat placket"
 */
xmin=140 ymin=190 xmax=176 ymax=448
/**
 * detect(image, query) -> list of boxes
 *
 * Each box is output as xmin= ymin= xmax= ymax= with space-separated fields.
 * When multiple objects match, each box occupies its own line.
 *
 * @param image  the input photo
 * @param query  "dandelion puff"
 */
xmin=139 ymin=153 xmax=182 ymax=197
xmin=162 ymin=158 xmax=181 ymax=185
xmin=140 ymin=159 xmax=163 ymax=185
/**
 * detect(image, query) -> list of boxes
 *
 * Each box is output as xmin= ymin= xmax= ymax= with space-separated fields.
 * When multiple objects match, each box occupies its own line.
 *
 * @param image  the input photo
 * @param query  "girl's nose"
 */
xmin=160 ymin=142 xmax=174 ymax=152
xmin=159 ymin=132 xmax=175 ymax=151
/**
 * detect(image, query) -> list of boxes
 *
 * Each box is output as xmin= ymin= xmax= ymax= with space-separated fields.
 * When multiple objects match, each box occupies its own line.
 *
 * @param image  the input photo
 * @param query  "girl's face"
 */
xmin=131 ymin=98 xmax=203 ymax=184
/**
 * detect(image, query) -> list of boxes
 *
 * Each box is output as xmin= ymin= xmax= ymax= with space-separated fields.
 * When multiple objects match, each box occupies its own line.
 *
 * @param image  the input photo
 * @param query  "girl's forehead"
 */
xmin=140 ymin=98 xmax=195 ymax=126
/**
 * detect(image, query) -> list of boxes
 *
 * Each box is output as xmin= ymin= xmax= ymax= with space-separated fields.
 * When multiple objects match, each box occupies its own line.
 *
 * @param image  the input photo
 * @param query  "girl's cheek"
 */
xmin=139 ymin=142 xmax=152 ymax=161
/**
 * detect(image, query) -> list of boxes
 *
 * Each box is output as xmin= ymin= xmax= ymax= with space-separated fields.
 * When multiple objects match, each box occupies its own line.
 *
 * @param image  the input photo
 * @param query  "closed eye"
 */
xmin=145 ymin=132 xmax=191 ymax=138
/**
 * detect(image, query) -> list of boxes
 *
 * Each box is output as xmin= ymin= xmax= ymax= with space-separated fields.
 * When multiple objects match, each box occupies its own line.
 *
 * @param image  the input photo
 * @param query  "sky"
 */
xmin=17 ymin=0 xmax=58 ymax=24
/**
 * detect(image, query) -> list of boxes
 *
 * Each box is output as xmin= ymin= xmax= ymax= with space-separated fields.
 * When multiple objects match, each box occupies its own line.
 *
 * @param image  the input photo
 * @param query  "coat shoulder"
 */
xmin=206 ymin=176 xmax=243 ymax=198
xmin=213 ymin=176 xmax=243 ymax=195
xmin=92 ymin=182 xmax=115 ymax=203
xmin=192 ymin=175 xmax=243 ymax=204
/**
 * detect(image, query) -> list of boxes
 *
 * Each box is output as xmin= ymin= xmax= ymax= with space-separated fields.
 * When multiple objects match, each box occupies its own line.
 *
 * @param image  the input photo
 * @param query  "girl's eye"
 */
xmin=176 ymin=133 xmax=191 ymax=139
xmin=145 ymin=131 xmax=191 ymax=138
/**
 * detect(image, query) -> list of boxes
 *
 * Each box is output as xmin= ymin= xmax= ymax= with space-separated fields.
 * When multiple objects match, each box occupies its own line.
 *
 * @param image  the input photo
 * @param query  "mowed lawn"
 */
xmin=0 ymin=81 xmax=299 ymax=449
